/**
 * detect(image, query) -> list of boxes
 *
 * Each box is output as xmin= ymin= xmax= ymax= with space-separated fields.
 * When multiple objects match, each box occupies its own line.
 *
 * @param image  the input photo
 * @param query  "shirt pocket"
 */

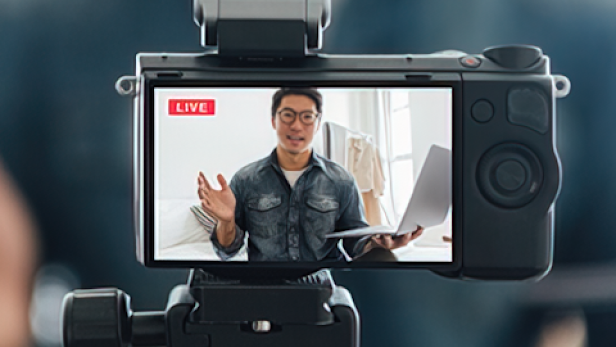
xmin=304 ymin=194 xmax=339 ymax=236
xmin=246 ymin=194 xmax=282 ymax=237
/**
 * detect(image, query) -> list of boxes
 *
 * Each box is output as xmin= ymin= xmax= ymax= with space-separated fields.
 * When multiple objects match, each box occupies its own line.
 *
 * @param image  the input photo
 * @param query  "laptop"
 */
xmin=326 ymin=144 xmax=451 ymax=239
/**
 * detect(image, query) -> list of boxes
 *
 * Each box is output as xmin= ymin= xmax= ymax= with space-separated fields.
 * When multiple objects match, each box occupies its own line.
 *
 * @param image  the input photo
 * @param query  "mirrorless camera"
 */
xmin=62 ymin=1 xmax=570 ymax=346
xmin=114 ymin=1 xmax=570 ymax=281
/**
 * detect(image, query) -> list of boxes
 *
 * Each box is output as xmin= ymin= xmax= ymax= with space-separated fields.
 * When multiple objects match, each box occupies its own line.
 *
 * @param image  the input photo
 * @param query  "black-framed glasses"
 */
xmin=276 ymin=108 xmax=321 ymax=125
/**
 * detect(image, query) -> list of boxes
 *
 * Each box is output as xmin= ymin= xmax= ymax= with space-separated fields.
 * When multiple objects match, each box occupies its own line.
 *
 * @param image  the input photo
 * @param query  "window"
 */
xmin=378 ymin=89 xmax=415 ymax=224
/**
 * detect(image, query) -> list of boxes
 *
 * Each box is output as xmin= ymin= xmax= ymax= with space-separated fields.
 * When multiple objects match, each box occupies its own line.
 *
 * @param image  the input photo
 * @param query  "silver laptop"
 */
xmin=326 ymin=144 xmax=451 ymax=239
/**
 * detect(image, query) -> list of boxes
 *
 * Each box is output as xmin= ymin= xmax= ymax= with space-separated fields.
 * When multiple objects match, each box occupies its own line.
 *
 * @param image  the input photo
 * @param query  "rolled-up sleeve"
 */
xmin=210 ymin=176 xmax=246 ymax=260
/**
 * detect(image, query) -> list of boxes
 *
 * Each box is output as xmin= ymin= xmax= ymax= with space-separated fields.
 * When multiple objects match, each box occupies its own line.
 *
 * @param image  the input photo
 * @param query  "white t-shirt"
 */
xmin=281 ymin=168 xmax=308 ymax=188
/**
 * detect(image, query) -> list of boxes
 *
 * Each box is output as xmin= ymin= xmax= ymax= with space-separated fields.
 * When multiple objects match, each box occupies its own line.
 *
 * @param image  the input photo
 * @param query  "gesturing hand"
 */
xmin=197 ymin=172 xmax=236 ymax=223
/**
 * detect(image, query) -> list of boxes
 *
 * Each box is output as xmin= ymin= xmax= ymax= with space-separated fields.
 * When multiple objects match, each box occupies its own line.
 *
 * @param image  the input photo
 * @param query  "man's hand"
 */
xmin=370 ymin=226 xmax=424 ymax=250
xmin=197 ymin=172 xmax=236 ymax=223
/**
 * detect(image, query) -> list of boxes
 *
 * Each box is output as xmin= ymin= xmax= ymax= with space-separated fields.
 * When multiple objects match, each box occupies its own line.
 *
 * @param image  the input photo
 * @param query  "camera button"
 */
xmin=477 ymin=143 xmax=543 ymax=208
xmin=460 ymin=55 xmax=481 ymax=68
xmin=495 ymin=160 xmax=527 ymax=191
xmin=507 ymin=88 xmax=549 ymax=134
xmin=483 ymin=45 xmax=542 ymax=69
xmin=471 ymin=100 xmax=494 ymax=123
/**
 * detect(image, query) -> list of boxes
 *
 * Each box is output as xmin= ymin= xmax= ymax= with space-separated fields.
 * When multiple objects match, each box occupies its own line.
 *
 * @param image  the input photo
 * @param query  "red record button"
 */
xmin=460 ymin=56 xmax=481 ymax=68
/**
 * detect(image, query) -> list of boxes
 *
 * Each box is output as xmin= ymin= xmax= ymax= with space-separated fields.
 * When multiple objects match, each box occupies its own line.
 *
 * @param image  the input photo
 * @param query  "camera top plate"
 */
xmin=134 ymin=45 xmax=550 ymax=75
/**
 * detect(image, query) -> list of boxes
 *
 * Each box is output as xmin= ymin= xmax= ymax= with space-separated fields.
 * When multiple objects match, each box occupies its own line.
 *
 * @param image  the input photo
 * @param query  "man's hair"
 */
xmin=271 ymin=88 xmax=323 ymax=117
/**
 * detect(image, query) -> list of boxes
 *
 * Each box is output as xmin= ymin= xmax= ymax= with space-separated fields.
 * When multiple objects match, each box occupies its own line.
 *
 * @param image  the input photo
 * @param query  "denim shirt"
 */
xmin=211 ymin=149 xmax=370 ymax=261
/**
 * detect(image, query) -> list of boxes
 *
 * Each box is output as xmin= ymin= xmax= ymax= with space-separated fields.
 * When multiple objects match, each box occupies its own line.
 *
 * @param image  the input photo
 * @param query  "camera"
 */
xmin=62 ymin=1 xmax=570 ymax=346
xmin=114 ymin=8 xmax=570 ymax=282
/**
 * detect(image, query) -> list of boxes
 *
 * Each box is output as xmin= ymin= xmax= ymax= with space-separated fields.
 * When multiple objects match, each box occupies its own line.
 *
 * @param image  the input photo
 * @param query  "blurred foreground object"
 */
xmin=0 ymin=160 xmax=37 ymax=347
xmin=535 ymin=310 xmax=587 ymax=347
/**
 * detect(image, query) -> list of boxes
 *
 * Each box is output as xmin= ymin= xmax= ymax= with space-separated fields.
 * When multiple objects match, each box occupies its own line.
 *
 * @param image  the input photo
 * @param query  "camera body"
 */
xmin=121 ymin=45 xmax=569 ymax=281
xmin=62 ymin=4 xmax=571 ymax=347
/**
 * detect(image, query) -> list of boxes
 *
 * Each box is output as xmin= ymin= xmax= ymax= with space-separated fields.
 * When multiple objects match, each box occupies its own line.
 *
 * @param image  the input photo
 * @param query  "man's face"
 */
xmin=272 ymin=94 xmax=321 ymax=155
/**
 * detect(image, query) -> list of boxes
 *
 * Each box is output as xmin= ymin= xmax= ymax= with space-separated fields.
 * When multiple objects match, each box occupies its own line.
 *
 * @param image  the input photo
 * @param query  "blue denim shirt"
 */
xmin=211 ymin=149 xmax=370 ymax=261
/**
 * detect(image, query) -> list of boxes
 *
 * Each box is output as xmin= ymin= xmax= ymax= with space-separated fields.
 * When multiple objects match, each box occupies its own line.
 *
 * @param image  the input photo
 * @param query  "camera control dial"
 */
xmin=483 ymin=45 xmax=543 ymax=69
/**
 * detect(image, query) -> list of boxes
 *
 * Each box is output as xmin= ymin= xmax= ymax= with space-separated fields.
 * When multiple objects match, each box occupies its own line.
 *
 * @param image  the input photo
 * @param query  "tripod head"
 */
xmin=62 ymin=269 xmax=359 ymax=347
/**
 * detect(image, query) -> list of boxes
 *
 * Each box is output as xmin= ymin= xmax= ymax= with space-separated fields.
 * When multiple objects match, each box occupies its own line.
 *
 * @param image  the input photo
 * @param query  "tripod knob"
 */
xmin=62 ymin=288 xmax=131 ymax=347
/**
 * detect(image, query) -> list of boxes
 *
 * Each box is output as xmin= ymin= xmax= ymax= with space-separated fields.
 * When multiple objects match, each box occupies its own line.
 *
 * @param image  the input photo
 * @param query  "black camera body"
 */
xmin=122 ymin=45 xmax=569 ymax=281
xmin=62 ymin=3 xmax=571 ymax=347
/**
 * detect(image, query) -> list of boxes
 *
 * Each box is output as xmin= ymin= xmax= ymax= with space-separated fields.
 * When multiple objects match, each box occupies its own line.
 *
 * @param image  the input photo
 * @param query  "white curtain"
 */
xmin=376 ymin=90 xmax=396 ymax=226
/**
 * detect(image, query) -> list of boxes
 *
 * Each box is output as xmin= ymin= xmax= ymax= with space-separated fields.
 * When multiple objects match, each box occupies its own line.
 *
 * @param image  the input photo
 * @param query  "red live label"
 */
xmin=168 ymin=99 xmax=216 ymax=116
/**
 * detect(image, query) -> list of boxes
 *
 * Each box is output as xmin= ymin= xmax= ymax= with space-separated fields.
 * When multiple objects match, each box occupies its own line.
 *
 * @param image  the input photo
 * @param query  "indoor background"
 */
xmin=0 ymin=1 xmax=614 ymax=346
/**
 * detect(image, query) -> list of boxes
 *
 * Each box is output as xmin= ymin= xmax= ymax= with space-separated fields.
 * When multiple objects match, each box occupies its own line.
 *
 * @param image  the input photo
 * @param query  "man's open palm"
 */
xmin=197 ymin=172 xmax=236 ymax=223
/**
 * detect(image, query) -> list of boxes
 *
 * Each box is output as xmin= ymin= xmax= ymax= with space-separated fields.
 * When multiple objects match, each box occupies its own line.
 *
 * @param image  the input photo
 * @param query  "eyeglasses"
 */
xmin=276 ymin=109 xmax=321 ymax=125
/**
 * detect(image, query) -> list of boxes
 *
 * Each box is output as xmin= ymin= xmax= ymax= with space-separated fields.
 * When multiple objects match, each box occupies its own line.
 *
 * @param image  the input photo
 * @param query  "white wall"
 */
xmin=409 ymin=89 xmax=452 ymax=178
xmin=155 ymin=88 xmax=278 ymax=199
xmin=348 ymin=90 xmax=380 ymax=137
xmin=320 ymin=89 xmax=352 ymax=127
xmin=312 ymin=89 xmax=352 ymax=156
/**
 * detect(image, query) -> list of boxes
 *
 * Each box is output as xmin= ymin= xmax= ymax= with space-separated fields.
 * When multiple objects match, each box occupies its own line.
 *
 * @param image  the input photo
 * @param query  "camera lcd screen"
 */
xmin=152 ymin=87 xmax=452 ymax=263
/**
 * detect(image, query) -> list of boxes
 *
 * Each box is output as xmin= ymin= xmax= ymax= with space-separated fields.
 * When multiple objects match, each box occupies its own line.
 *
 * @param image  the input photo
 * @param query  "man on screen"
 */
xmin=197 ymin=88 xmax=422 ymax=261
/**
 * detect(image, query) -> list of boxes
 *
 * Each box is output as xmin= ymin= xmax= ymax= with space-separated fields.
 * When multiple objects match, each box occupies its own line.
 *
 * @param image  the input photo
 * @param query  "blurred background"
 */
xmin=0 ymin=0 xmax=615 ymax=346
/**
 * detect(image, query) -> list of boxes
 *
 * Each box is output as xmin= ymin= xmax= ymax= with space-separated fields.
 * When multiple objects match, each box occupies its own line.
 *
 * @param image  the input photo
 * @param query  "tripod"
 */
xmin=62 ymin=269 xmax=359 ymax=347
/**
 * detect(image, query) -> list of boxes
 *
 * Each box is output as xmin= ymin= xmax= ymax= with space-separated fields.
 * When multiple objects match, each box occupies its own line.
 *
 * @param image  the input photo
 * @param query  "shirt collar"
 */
xmin=269 ymin=148 xmax=326 ymax=172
